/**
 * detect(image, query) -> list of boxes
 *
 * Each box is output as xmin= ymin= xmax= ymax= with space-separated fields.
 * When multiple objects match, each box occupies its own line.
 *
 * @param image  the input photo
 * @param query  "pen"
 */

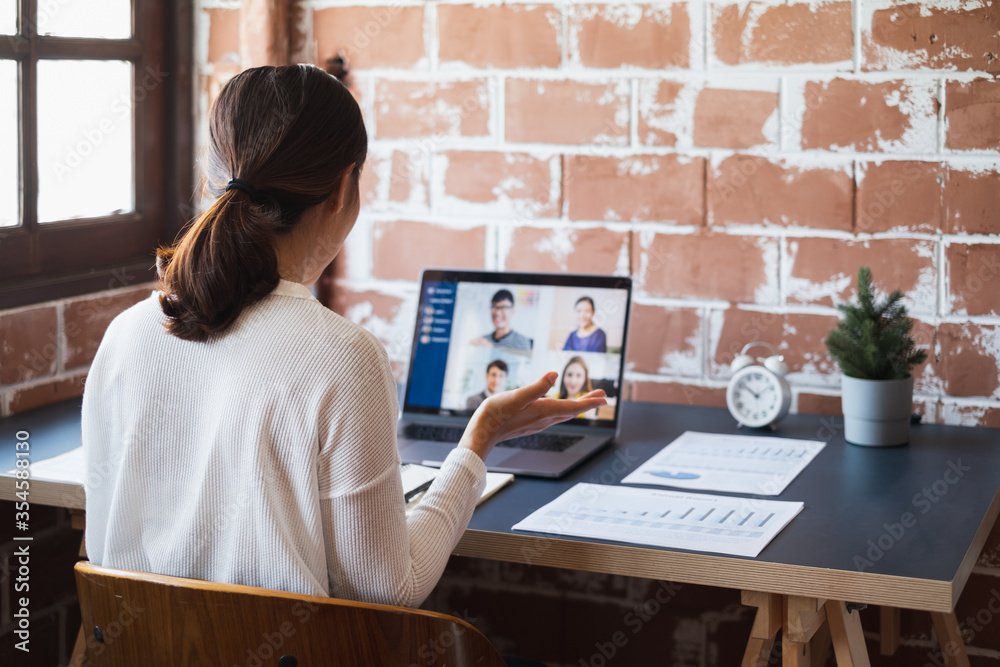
xmin=404 ymin=478 xmax=434 ymax=503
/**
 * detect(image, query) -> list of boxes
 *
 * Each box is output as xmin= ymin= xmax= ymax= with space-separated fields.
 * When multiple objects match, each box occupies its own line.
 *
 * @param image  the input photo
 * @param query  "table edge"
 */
xmin=0 ymin=476 xmax=86 ymax=511
xmin=454 ymin=528 xmax=955 ymax=612
xmin=0 ymin=475 xmax=985 ymax=615
xmin=952 ymin=487 xmax=1000 ymax=608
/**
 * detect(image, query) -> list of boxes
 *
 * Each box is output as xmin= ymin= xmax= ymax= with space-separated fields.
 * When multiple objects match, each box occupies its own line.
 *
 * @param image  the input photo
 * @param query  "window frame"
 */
xmin=0 ymin=0 xmax=193 ymax=309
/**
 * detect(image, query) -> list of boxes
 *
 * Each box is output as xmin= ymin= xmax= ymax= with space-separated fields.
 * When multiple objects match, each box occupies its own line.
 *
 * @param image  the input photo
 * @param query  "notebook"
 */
xmin=397 ymin=269 xmax=633 ymax=478
xmin=401 ymin=463 xmax=513 ymax=514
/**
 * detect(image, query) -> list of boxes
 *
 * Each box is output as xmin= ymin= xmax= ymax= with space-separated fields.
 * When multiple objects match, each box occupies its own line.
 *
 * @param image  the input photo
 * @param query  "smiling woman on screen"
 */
xmin=562 ymin=296 xmax=607 ymax=353
xmin=558 ymin=356 xmax=599 ymax=419
xmin=81 ymin=65 xmax=605 ymax=610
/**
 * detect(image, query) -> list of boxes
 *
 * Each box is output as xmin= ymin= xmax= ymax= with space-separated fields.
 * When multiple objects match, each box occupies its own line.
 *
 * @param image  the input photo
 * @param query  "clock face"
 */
xmin=726 ymin=366 xmax=788 ymax=428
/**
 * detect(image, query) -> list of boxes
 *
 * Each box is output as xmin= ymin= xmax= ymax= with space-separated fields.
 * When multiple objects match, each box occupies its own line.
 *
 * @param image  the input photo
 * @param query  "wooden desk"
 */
xmin=3 ymin=399 xmax=999 ymax=666
xmin=457 ymin=402 xmax=1000 ymax=666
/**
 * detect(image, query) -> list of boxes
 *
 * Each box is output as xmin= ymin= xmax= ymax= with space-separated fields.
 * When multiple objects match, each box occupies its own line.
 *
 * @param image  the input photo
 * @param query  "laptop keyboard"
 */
xmin=401 ymin=423 xmax=583 ymax=453
xmin=495 ymin=433 xmax=584 ymax=452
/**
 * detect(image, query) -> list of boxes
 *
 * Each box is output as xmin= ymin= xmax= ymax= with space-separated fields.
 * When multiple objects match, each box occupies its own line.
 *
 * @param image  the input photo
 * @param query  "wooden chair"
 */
xmin=74 ymin=561 xmax=506 ymax=666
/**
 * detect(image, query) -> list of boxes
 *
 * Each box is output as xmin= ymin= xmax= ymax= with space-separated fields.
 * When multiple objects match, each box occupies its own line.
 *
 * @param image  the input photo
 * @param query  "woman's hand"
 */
xmin=459 ymin=372 xmax=607 ymax=462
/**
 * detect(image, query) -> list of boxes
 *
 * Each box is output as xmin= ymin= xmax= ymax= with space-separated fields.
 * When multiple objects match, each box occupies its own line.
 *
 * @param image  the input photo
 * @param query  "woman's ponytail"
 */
xmin=155 ymin=65 xmax=367 ymax=342
xmin=156 ymin=189 xmax=280 ymax=342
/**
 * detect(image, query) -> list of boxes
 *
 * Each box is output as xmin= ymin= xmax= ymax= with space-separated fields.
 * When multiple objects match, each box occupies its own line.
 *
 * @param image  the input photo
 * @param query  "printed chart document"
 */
xmin=512 ymin=483 xmax=803 ymax=558
xmin=621 ymin=431 xmax=825 ymax=496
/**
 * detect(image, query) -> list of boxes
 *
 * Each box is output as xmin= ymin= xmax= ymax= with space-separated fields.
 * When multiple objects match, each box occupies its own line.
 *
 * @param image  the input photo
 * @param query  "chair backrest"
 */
xmin=75 ymin=561 xmax=506 ymax=667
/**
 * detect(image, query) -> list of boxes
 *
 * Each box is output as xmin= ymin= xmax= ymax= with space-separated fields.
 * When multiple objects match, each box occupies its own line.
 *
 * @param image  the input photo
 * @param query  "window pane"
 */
xmin=0 ymin=60 xmax=17 ymax=228
xmin=37 ymin=60 xmax=134 ymax=223
xmin=1 ymin=0 xmax=14 ymax=35
xmin=39 ymin=0 xmax=131 ymax=39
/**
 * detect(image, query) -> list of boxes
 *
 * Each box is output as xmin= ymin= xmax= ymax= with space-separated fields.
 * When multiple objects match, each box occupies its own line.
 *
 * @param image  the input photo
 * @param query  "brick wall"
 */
xmin=271 ymin=0 xmax=1000 ymax=429
xmin=0 ymin=1 xmax=996 ymax=665
xmin=0 ymin=284 xmax=154 ymax=419
xmin=192 ymin=1 xmax=999 ymax=665
xmin=1 ymin=9 xmax=996 ymax=444
xmin=0 ymin=284 xmax=151 ymax=666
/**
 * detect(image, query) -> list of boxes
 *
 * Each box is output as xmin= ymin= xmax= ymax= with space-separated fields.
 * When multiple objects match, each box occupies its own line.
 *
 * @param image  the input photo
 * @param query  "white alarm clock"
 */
xmin=726 ymin=342 xmax=792 ymax=429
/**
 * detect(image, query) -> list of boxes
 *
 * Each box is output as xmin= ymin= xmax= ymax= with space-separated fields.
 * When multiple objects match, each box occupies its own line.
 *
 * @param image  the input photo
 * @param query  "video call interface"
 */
xmin=406 ymin=279 xmax=630 ymax=422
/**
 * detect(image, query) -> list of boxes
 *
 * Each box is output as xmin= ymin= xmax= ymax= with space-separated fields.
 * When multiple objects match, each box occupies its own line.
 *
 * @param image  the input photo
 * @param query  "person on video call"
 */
xmin=473 ymin=289 xmax=532 ymax=350
xmin=558 ymin=356 xmax=599 ymax=419
xmin=562 ymin=296 xmax=607 ymax=353
xmin=466 ymin=359 xmax=509 ymax=411
xmin=81 ymin=66 xmax=607 ymax=625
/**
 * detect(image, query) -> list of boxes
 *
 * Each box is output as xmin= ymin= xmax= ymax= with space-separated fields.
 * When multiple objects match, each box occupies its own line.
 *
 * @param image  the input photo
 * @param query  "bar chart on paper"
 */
xmin=621 ymin=431 xmax=825 ymax=495
xmin=512 ymin=483 xmax=804 ymax=557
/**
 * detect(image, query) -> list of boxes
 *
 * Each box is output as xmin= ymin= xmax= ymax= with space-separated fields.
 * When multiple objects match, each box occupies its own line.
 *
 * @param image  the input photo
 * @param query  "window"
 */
xmin=0 ymin=0 xmax=193 ymax=308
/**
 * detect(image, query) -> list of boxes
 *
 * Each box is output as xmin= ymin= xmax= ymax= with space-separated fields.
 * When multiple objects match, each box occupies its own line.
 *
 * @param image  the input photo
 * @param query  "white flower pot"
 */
xmin=841 ymin=375 xmax=914 ymax=447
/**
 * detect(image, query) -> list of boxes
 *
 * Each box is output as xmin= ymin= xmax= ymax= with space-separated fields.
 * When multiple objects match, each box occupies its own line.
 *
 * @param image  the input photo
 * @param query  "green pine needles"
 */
xmin=825 ymin=266 xmax=928 ymax=380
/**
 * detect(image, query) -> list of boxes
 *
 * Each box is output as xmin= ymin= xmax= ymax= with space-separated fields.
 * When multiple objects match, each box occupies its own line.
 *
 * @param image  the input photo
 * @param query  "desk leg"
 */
xmin=69 ymin=512 xmax=88 ymax=667
xmin=825 ymin=600 xmax=871 ymax=667
xmin=930 ymin=612 xmax=971 ymax=667
xmin=741 ymin=591 xmax=782 ymax=667
xmin=811 ymin=621 xmax=832 ymax=665
xmin=71 ymin=509 xmax=87 ymax=557
xmin=783 ymin=596 xmax=826 ymax=667
xmin=782 ymin=631 xmax=812 ymax=667
xmin=743 ymin=593 xmax=873 ymax=667
xmin=743 ymin=636 xmax=776 ymax=667
xmin=879 ymin=607 xmax=900 ymax=656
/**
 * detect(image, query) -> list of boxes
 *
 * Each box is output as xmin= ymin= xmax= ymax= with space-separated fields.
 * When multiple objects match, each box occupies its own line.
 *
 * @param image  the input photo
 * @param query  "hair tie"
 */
xmin=225 ymin=178 xmax=260 ymax=203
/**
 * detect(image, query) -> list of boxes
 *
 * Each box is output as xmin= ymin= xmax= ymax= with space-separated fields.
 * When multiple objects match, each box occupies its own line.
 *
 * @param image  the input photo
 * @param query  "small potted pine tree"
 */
xmin=825 ymin=266 xmax=928 ymax=447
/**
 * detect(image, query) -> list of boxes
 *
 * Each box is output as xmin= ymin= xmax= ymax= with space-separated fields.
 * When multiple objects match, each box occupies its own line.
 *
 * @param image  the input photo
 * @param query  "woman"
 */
xmin=82 ymin=65 xmax=605 ymax=611
xmin=557 ymin=356 xmax=598 ymax=419
xmin=562 ymin=296 xmax=607 ymax=353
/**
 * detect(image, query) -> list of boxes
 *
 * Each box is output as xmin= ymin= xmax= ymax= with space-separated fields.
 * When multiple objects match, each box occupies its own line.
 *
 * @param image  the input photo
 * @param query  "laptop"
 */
xmin=397 ymin=269 xmax=633 ymax=478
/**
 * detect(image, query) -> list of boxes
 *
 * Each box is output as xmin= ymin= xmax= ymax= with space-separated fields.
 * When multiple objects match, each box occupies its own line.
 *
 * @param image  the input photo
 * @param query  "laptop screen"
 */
xmin=403 ymin=269 xmax=632 ymax=428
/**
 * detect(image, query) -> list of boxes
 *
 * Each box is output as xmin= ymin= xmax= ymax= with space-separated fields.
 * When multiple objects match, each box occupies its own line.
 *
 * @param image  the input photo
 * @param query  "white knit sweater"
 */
xmin=82 ymin=280 xmax=486 ymax=607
